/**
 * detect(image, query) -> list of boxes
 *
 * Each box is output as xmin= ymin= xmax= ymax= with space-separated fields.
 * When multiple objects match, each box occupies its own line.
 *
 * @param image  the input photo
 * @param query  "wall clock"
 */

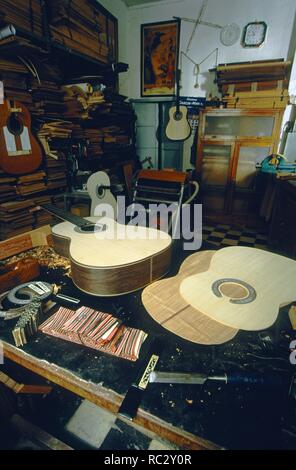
xmin=242 ymin=21 xmax=267 ymax=47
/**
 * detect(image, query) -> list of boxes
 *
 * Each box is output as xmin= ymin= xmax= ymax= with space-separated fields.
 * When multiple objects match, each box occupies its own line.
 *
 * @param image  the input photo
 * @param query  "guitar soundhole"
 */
xmin=219 ymin=283 xmax=248 ymax=299
xmin=212 ymin=278 xmax=256 ymax=304
xmin=7 ymin=113 xmax=23 ymax=136
xmin=173 ymin=111 xmax=183 ymax=122
xmin=75 ymin=223 xmax=107 ymax=233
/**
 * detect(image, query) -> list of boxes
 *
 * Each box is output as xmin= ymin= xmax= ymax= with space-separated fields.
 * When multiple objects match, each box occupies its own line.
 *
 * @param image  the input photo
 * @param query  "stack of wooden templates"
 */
xmin=142 ymin=247 xmax=296 ymax=345
xmin=48 ymin=0 xmax=115 ymax=63
xmin=63 ymin=85 xmax=106 ymax=120
xmin=31 ymin=80 xmax=66 ymax=118
xmin=0 ymin=1 xmax=135 ymax=241
xmin=38 ymin=120 xmax=70 ymax=194
xmin=0 ymin=200 xmax=35 ymax=240
xmin=16 ymin=171 xmax=47 ymax=196
xmin=45 ymin=158 xmax=68 ymax=192
xmin=0 ymin=173 xmax=16 ymax=202
xmin=215 ymin=60 xmax=291 ymax=109
xmin=0 ymin=0 xmax=44 ymax=39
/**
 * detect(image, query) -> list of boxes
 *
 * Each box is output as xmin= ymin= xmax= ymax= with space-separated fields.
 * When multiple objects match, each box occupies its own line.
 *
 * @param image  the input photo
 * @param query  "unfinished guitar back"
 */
xmin=180 ymin=246 xmax=296 ymax=331
xmin=142 ymin=250 xmax=238 ymax=345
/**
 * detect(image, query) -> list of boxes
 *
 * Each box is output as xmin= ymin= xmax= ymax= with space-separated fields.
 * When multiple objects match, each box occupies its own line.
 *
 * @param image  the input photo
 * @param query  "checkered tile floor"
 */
xmin=203 ymin=223 xmax=268 ymax=249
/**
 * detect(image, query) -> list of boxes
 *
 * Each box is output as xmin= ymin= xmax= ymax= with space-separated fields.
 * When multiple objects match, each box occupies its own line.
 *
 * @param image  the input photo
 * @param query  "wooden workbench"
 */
xmin=0 ymin=234 xmax=293 ymax=449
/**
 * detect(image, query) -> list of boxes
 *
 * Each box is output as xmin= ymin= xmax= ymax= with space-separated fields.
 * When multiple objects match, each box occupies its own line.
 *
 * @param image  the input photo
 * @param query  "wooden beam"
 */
xmin=2 ymin=341 xmax=221 ymax=450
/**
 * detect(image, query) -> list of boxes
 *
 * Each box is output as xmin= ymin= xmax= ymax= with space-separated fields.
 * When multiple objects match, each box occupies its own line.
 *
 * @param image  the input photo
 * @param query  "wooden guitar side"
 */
xmin=51 ymin=217 xmax=172 ymax=296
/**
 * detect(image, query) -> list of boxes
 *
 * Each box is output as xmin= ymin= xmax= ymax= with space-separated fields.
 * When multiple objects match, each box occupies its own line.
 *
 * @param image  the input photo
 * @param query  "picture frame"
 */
xmin=141 ymin=19 xmax=180 ymax=97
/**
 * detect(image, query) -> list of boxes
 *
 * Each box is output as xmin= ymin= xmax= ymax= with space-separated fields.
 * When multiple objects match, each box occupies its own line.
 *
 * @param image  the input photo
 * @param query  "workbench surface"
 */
xmin=0 ymin=242 xmax=294 ymax=449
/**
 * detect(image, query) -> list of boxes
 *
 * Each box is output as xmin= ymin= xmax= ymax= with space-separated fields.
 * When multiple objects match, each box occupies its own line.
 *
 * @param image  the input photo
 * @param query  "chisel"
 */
xmin=149 ymin=370 xmax=285 ymax=388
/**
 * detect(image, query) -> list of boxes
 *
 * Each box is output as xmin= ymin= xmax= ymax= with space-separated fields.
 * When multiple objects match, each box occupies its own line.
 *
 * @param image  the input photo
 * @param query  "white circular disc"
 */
xmin=220 ymin=23 xmax=241 ymax=46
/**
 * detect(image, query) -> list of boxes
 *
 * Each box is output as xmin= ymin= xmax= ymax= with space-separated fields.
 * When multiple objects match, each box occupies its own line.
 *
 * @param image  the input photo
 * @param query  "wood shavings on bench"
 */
xmin=6 ymin=246 xmax=71 ymax=275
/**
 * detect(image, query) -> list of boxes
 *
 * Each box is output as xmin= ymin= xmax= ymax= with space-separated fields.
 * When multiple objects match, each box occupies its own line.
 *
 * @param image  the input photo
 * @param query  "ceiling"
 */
xmin=122 ymin=0 xmax=162 ymax=7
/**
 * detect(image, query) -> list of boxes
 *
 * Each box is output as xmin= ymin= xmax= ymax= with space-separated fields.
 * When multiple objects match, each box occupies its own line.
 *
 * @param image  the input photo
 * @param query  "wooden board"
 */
xmin=0 ymin=225 xmax=52 ymax=261
xmin=180 ymin=246 xmax=296 ymax=331
xmin=141 ymin=250 xmax=238 ymax=345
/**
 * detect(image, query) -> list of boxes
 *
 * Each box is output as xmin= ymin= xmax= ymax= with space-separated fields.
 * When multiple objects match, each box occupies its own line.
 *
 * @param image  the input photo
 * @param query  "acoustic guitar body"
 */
xmin=51 ymin=217 xmax=172 ymax=296
xmin=180 ymin=246 xmax=296 ymax=331
xmin=165 ymin=105 xmax=191 ymax=141
xmin=0 ymin=100 xmax=42 ymax=175
xmin=142 ymin=250 xmax=238 ymax=345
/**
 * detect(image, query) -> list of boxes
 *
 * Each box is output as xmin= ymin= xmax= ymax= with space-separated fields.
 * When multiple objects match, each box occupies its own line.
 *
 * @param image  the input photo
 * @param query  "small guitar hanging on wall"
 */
xmin=165 ymin=69 xmax=191 ymax=141
xmin=0 ymin=100 xmax=42 ymax=175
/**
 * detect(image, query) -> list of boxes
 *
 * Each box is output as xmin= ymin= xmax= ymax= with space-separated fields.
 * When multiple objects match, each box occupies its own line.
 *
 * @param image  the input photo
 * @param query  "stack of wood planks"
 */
xmin=0 ymin=2 xmax=136 ymax=241
xmin=72 ymin=125 xmax=131 ymax=159
xmin=31 ymin=80 xmax=66 ymax=118
xmin=215 ymin=59 xmax=291 ymax=109
xmin=37 ymin=121 xmax=70 ymax=194
xmin=47 ymin=0 xmax=114 ymax=63
xmin=16 ymin=171 xmax=47 ymax=196
xmin=0 ymin=200 xmax=35 ymax=240
xmin=63 ymin=85 xmax=105 ymax=120
xmin=38 ymin=120 xmax=73 ymax=141
xmin=0 ymin=172 xmax=16 ymax=203
xmin=0 ymin=0 xmax=44 ymax=39
xmin=45 ymin=158 xmax=68 ymax=192
xmin=0 ymin=58 xmax=32 ymax=105
xmin=63 ymin=83 xmax=134 ymax=160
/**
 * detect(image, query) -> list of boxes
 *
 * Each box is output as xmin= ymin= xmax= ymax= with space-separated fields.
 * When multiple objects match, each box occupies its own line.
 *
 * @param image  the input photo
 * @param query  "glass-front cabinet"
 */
xmin=196 ymin=109 xmax=283 ymax=217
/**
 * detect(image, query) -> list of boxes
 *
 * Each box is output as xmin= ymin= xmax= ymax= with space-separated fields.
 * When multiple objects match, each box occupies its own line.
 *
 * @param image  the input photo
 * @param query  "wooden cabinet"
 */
xmin=196 ymin=109 xmax=283 ymax=220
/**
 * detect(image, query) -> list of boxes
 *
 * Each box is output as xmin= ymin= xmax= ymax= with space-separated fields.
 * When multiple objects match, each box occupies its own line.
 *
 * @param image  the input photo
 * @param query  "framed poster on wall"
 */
xmin=141 ymin=19 xmax=180 ymax=97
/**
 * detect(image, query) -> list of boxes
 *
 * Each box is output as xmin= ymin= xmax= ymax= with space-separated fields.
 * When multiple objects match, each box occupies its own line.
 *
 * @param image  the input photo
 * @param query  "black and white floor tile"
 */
xmin=16 ymin=386 xmax=178 ymax=451
xmin=202 ymin=223 xmax=268 ymax=249
xmin=65 ymin=399 xmax=178 ymax=450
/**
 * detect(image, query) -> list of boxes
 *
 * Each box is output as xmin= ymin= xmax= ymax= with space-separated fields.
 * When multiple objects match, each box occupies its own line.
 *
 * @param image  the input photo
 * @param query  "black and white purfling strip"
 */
xmin=8 ymin=282 xmax=53 ymax=305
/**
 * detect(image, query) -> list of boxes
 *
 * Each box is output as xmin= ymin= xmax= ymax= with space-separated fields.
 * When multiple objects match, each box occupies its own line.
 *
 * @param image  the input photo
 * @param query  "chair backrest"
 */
xmin=132 ymin=169 xmax=188 ymax=235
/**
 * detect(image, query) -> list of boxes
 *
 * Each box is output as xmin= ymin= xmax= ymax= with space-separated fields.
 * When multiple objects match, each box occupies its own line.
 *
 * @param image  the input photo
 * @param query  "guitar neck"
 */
xmin=175 ymin=69 xmax=181 ymax=114
xmin=41 ymin=204 xmax=90 ymax=228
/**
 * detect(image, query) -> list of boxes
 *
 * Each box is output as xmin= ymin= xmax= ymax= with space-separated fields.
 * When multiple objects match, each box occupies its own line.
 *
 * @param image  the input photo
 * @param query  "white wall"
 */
xmin=125 ymin=0 xmax=296 ymax=99
xmin=97 ymin=0 xmax=296 ymax=99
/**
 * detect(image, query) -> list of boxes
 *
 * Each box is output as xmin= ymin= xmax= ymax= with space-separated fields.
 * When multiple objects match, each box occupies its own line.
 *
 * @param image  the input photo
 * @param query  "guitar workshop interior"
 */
xmin=0 ymin=0 xmax=296 ymax=456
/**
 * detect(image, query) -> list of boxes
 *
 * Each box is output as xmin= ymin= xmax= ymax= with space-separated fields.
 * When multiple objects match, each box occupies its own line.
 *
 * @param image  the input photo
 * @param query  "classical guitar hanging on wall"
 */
xmin=165 ymin=69 xmax=191 ymax=141
xmin=0 ymin=100 xmax=42 ymax=175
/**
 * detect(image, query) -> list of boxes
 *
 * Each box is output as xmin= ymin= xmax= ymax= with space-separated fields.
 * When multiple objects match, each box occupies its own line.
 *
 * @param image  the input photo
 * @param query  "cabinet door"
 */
xmin=200 ymin=143 xmax=232 ymax=187
xmin=199 ymin=143 xmax=233 ymax=212
xmin=231 ymin=145 xmax=271 ymax=214
xmin=204 ymin=115 xmax=276 ymax=139
xmin=235 ymin=146 xmax=270 ymax=189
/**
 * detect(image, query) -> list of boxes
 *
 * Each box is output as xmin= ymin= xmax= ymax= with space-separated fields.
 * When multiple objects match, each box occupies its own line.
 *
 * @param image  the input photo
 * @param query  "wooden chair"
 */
xmin=131 ymin=169 xmax=199 ymax=236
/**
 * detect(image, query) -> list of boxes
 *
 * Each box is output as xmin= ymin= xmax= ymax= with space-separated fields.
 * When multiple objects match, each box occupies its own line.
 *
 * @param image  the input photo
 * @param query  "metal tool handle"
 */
xmin=118 ymin=385 xmax=143 ymax=421
xmin=223 ymin=371 xmax=284 ymax=388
